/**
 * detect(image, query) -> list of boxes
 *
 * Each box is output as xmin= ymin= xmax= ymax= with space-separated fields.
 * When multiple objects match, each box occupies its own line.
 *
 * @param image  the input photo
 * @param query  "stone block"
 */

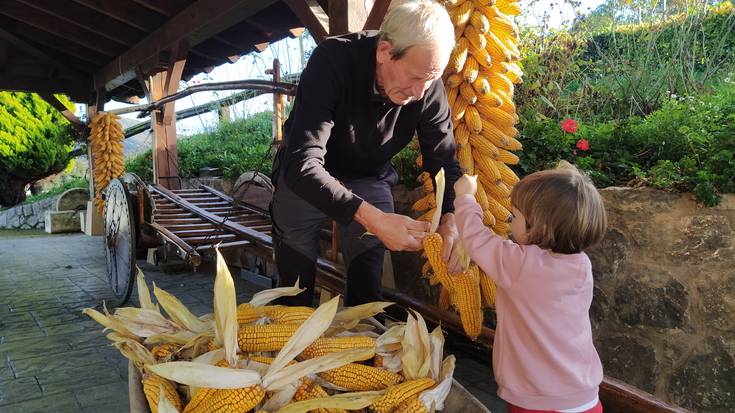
xmin=668 ymin=338 xmax=735 ymax=412
xmin=614 ymin=275 xmax=687 ymax=329
xmin=55 ymin=188 xmax=89 ymax=212
xmin=595 ymin=335 xmax=657 ymax=393
xmin=84 ymin=201 xmax=104 ymax=236
xmin=44 ymin=211 xmax=81 ymax=234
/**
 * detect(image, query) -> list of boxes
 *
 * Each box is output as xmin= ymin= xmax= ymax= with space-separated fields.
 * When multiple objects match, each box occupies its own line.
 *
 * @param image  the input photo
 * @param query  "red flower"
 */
xmin=561 ymin=118 xmax=578 ymax=133
xmin=576 ymin=138 xmax=590 ymax=151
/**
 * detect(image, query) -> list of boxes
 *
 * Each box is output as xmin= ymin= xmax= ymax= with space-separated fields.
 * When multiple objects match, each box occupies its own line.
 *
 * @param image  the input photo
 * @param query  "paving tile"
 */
xmin=0 ymin=376 xmax=44 ymax=406
xmin=74 ymin=381 xmax=130 ymax=413
xmin=0 ymin=390 xmax=83 ymax=413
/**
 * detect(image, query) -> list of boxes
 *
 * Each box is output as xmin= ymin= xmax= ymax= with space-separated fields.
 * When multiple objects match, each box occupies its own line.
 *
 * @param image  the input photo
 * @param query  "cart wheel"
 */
xmin=103 ymin=178 xmax=136 ymax=307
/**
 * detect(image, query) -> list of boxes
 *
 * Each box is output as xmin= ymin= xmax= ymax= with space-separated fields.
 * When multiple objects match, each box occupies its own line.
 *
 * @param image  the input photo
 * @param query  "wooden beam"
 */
xmin=328 ymin=0 xmax=369 ymax=35
xmin=131 ymin=0 xmax=182 ymax=17
xmin=14 ymin=24 xmax=109 ymax=68
xmin=288 ymin=27 xmax=306 ymax=38
xmin=162 ymin=42 xmax=188 ymax=125
xmin=284 ymin=0 xmax=329 ymax=43
xmin=94 ymin=0 xmax=279 ymax=93
xmin=71 ymin=0 xmax=166 ymax=32
xmin=0 ymin=39 xmax=7 ymax=70
xmin=38 ymin=92 xmax=88 ymax=136
xmin=0 ymin=75 xmax=88 ymax=101
xmin=363 ymin=0 xmax=392 ymax=30
xmin=0 ymin=25 xmax=79 ymax=74
xmin=17 ymin=0 xmax=145 ymax=46
xmin=0 ymin=1 xmax=125 ymax=56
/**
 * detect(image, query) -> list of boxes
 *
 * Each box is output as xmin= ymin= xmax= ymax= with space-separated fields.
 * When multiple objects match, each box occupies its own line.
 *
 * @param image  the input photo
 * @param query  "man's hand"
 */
xmin=437 ymin=213 xmax=462 ymax=273
xmin=355 ymin=201 xmax=429 ymax=251
xmin=454 ymin=174 xmax=478 ymax=198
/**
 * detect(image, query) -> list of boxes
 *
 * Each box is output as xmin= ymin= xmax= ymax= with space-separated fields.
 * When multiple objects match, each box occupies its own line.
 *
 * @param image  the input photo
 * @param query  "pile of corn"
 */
xmin=85 ymin=248 xmax=457 ymax=413
xmin=89 ymin=111 xmax=125 ymax=213
xmin=414 ymin=0 xmax=522 ymax=340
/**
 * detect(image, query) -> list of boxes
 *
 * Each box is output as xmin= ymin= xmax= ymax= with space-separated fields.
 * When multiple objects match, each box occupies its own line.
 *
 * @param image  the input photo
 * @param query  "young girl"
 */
xmin=453 ymin=161 xmax=607 ymax=413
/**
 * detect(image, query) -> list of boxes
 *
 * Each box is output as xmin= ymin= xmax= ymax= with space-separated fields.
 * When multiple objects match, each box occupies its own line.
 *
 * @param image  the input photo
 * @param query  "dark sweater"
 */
xmin=276 ymin=31 xmax=461 ymax=225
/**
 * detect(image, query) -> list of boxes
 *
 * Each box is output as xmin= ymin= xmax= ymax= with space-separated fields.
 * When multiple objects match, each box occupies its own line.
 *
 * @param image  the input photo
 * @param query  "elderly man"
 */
xmin=271 ymin=0 xmax=462 ymax=307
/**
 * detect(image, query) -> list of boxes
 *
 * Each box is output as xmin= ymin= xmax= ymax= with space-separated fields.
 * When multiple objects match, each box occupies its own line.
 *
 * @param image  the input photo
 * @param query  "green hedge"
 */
xmin=518 ymin=80 xmax=735 ymax=206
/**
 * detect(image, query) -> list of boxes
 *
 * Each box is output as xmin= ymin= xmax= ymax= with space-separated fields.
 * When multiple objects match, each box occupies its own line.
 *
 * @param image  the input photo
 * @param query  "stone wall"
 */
xmin=587 ymin=187 xmax=734 ymax=413
xmin=392 ymin=185 xmax=734 ymax=412
xmin=0 ymin=196 xmax=58 ymax=230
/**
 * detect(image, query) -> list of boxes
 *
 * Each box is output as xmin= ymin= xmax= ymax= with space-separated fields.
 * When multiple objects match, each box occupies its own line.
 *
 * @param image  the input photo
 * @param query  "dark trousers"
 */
xmin=270 ymin=169 xmax=396 ymax=307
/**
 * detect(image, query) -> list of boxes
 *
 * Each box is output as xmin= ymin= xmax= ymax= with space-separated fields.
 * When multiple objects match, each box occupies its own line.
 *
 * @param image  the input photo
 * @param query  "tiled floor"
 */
xmin=0 ymin=233 xmax=506 ymax=412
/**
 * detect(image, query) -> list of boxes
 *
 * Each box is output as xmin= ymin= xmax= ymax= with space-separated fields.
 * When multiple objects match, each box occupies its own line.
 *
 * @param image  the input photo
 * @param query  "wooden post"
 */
xmin=84 ymin=89 xmax=105 ymax=235
xmin=328 ymin=0 xmax=370 ymax=35
xmin=271 ymin=59 xmax=284 ymax=145
xmin=145 ymin=42 xmax=188 ymax=190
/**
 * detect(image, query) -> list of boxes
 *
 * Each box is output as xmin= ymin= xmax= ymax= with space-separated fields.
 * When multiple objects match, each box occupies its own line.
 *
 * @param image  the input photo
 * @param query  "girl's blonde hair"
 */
xmin=510 ymin=161 xmax=608 ymax=254
xmin=379 ymin=0 xmax=455 ymax=59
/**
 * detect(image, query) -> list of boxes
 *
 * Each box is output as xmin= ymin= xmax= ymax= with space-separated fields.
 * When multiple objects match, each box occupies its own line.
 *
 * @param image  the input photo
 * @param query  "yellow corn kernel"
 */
xmin=483 ymin=208 xmax=497 ymax=227
xmin=454 ymin=121 xmax=470 ymax=146
xmin=486 ymin=31 xmax=512 ymax=63
xmin=495 ymin=148 xmax=519 ymax=165
xmin=464 ymin=105 xmax=482 ymax=134
xmin=462 ymin=56 xmax=479 ymax=83
xmin=260 ymin=305 xmax=314 ymax=324
xmin=370 ymin=378 xmax=436 ymax=413
xmin=151 ymin=343 xmax=179 ymax=362
xmin=447 ymin=38 xmax=469 ymax=75
xmin=183 ymin=386 xmax=265 ymax=413
xmin=446 ymin=73 xmax=463 ymax=89
xmin=496 ymin=160 xmax=520 ymax=185
xmin=142 ymin=373 xmax=183 ymax=413
xmin=474 ymin=149 xmax=501 ymax=185
xmin=486 ymin=194 xmax=512 ymax=223
xmin=236 ymin=303 xmax=260 ymax=324
xmin=451 ymin=265 xmax=484 ymax=339
xmin=300 ymin=336 xmax=376 ymax=361
xmin=451 ymin=95 xmax=469 ymax=122
xmin=475 ymin=180 xmax=490 ymax=211
xmin=423 ymin=233 xmax=454 ymax=293
xmin=319 ymin=363 xmax=403 ymax=391
xmin=469 ymin=10 xmax=490 ymax=33
xmin=237 ymin=323 xmax=298 ymax=352
xmin=447 ymin=86 xmax=459 ymax=108
xmin=293 ymin=377 xmax=345 ymax=413
xmin=417 ymin=207 xmax=435 ymax=223
xmin=464 ymin=24 xmax=487 ymax=52
xmin=493 ymin=220 xmax=511 ymax=235
xmin=469 ymin=133 xmax=500 ymax=158
xmin=393 ymin=395 xmax=427 ymax=413
xmin=479 ymin=270 xmax=498 ymax=308
xmin=412 ymin=193 xmax=437 ymax=212
xmin=457 ymin=143 xmax=474 ymax=175
xmin=459 ymin=81 xmax=478 ymax=105
xmin=470 ymin=46 xmax=493 ymax=68
xmin=449 ymin=0 xmax=474 ymax=27
xmin=471 ymin=76 xmax=491 ymax=96
xmin=438 ymin=286 xmax=452 ymax=310
xmin=497 ymin=0 xmax=522 ymax=16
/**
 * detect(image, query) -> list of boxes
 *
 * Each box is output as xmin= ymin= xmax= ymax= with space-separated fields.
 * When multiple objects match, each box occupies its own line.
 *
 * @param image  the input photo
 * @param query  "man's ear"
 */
xmin=376 ymin=40 xmax=393 ymax=64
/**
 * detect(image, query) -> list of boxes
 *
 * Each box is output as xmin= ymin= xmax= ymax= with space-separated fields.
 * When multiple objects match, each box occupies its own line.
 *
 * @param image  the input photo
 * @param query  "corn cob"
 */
xmin=462 ymin=56 xmax=479 ymax=83
xmin=454 ymin=122 xmax=470 ymax=146
xmin=374 ymin=354 xmax=384 ymax=368
xmin=475 ymin=181 xmax=490 ymax=211
xmin=459 ymin=81 xmax=478 ymax=105
xmin=474 ymin=149 xmax=501 ymax=184
xmin=446 ymin=73 xmax=463 ymax=89
xmin=471 ymin=76 xmax=491 ymax=95
xmin=412 ymin=193 xmax=437 ymax=212
xmin=447 ymin=38 xmax=469 ymax=75
xmin=464 ymin=105 xmax=482 ymax=134
xmin=370 ymin=378 xmax=436 ymax=413
xmin=237 ymin=323 xmax=298 ymax=352
xmin=457 ymin=143 xmax=474 ymax=174
xmin=469 ymin=10 xmax=490 ymax=34
xmin=183 ymin=386 xmax=266 ymax=413
xmin=293 ymin=377 xmax=346 ymax=413
xmin=300 ymin=336 xmax=376 ymax=361
xmin=90 ymin=112 xmax=125 ymax=214
xmin=483 ymin=208 xmax=497 ymax=227
xmin=318 ymin=363 xmax=402 ymax=391
xmin=142 ymin=373 xmax=183 ymax=413
xmin=423 ymin=233 xmax=454 ymax=293
xmin=236 ymin=303 xmax=260 ymax=324
xmin=496 ymin=160 xmax=519 ymax=185
xmin=479 ymin=270 xmax=498 ymax=308
xmin=468 ymin=132 xmax=500 ymax=158
xmin=260 ymin=305 xmax=315 ymax=324
xmin=451 ymin=265 xmax=483 ymax=339
xmin=451 ymin=95 xmax=469 ymax=122
xmin=393 ymin=395 xmax=427 ymax=413
xmin=438 ymin=286 xmax=452 ymax=311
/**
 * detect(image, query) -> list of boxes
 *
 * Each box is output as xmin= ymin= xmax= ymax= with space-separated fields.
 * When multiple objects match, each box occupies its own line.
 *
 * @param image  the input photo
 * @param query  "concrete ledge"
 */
xmin=44 ymin=210 xmax=81 ymax=234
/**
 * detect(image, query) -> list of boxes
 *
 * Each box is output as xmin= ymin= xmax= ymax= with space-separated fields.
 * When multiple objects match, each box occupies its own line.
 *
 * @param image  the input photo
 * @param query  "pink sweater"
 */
xmin=454 ymin=195 xmax=603 ymax=410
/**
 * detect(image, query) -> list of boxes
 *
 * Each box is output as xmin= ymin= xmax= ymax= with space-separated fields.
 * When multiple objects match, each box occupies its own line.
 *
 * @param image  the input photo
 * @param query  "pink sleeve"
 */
xmin=453 ymin=194 xmax=526 ymax=289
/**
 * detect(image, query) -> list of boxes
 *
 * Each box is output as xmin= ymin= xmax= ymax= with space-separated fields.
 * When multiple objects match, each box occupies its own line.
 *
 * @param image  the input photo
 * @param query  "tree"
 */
xmin=0 ymin=92 xmax=76 ymax=207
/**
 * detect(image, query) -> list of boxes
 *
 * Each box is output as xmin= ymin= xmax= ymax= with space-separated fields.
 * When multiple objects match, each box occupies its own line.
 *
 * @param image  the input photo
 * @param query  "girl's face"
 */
xmin=510 ymin=207 xmax=529 ymax=245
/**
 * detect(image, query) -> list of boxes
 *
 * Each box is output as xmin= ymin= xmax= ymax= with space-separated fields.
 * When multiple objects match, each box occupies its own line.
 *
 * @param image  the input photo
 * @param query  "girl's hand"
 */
xmin=454 ymin=174 xmax=478 ymax=197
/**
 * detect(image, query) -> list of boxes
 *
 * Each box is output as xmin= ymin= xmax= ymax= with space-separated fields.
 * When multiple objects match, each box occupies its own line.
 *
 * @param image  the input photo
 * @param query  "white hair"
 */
xmin=379 ymin=0 xmax=455 ymax=59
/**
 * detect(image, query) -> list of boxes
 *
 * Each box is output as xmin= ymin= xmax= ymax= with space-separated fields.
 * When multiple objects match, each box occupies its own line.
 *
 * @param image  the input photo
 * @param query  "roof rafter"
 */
xmin=94 ymin=0 xmax=279 ymax=92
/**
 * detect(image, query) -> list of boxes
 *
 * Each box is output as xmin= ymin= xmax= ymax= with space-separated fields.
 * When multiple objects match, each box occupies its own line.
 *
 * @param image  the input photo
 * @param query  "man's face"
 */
xmin=376 ymin=40 xmax=450 ymax=105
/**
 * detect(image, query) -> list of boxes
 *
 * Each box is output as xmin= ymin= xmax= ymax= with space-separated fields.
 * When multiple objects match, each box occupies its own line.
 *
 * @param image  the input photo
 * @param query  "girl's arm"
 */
xmin=454 ymin=194 xmax=526 ymax=289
